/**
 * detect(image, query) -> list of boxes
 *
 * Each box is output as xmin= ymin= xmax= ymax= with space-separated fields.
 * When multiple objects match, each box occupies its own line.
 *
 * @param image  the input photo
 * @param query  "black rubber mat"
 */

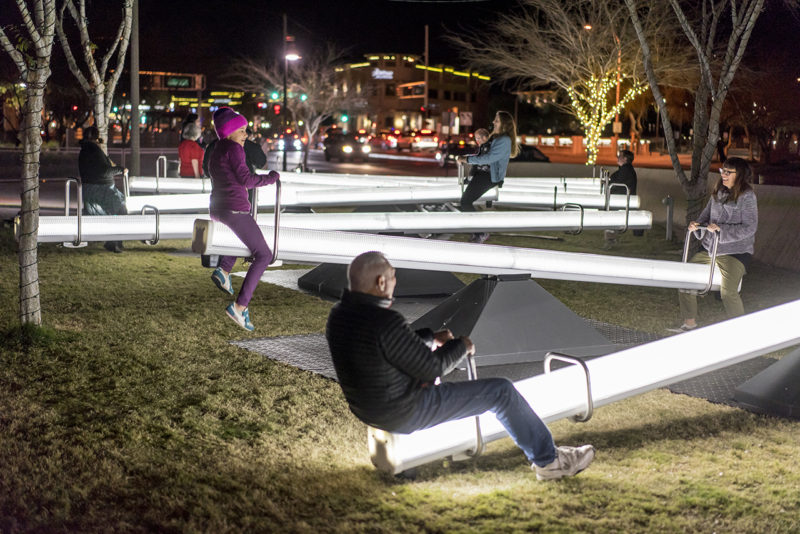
xmin=233 ymin=269 xmax=781 ymax=415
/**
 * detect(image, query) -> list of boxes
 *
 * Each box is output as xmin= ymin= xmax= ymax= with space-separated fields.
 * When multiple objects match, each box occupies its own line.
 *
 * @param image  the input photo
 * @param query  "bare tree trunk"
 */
xmin=18 ymin=83 xmax=47 ymax=325
xmin=0 ymin=0 xmax=57 ymax=326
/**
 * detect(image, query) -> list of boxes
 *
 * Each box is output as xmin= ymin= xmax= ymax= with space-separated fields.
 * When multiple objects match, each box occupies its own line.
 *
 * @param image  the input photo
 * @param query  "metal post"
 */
xmin=662 ymin=195 xmax=674 ymax=240
xmin=129 ymin=0 xmax=140 ymax=177
xmin=282 ymin=13 xmax=288 ymax=173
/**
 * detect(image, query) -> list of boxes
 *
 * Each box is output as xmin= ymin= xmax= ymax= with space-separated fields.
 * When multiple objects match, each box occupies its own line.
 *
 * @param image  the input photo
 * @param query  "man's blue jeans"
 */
xmin=392 ymin=377 xmax=556 ymax=467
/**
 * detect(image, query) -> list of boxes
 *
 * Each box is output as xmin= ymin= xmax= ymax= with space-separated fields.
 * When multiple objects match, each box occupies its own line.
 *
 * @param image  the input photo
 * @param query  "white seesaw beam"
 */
xmin=192 ymin=219 xmax=720 ymax=291
xmin=124 ymin=185 xmax=499 ymax=214
xmin=496 ymin=190 xmax=640 ymax=210
xmin=30 ymin=210 xmax=653 ymax=244
xmin=368 ymin=300 xmax=800 ymax=474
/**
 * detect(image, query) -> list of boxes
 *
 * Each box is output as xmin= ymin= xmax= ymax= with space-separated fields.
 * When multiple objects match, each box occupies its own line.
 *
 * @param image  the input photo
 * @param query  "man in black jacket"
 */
xmin=326 ymin=252 xmax=595 ymax=480
xmin=78 ymin=126 xmax=127 ymax=253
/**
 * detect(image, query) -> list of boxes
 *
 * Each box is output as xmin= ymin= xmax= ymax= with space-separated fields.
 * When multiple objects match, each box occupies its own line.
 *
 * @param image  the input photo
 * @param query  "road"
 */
xmin=0 ymin=148 xmax=460 ymax=221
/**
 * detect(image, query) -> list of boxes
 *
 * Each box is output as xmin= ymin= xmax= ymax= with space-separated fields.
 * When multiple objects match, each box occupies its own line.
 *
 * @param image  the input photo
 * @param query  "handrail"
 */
xmin=601 ymin=168 xmax=611 ymax=209
xmin=155 ymin=155 xmax=166 ymax=191
xmin=457 ymin=161 xmax=467 ymax=195
xmin=552 ymin=185 xmax=558 ymax=211
xmin=464 ymin=353 xmax=485 ymax=458
xmin=122 ymin=168 xmax=130 ymax=198
xmin=64 ymin=177 xmax=84 ymax=247
xmin=544 ymin=352 xmax=593 ymax=423
xmin=681 ymin=226 xmax=720 ymax=296
xmin=140 ymin=204 xmax=160 ymax=245
xmin=561 ymin=202 xmax=585 ymax=235
xmin=271 ymin=179 xmax=282 ymax=265
xmin=607 ymin=183 xmax=631 ymax=233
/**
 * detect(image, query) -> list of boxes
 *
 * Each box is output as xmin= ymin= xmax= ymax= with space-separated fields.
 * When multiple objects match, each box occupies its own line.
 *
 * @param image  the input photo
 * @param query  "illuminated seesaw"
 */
xmin=30 ymin=209 xmax=653 ymax=245
xmin=191 ymin=220 xmax=719 ymax=291
xmin=125 ymin=173 xmax=608 ymax=195
xmin=123 ymin=185 xmax=500 ymax=214
xmin=367 ymin=300 xmax=800 ymax=474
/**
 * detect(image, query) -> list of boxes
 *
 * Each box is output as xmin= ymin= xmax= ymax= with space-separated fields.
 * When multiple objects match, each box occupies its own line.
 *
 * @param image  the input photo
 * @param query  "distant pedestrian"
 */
xmin=78 ymin=126 xmax=127 ymax=253
xmin=178 ymin=122 xmax=205 ymax=178
xmin=456 ymin=111 xmax=519 ymax=244
xmin=207 ymin=107 xmax=280 ymax=331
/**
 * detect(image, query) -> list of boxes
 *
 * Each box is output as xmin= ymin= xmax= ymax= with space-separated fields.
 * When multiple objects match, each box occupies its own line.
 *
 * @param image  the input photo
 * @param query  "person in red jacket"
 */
xmin=178 ymin=122 xmax=205 ymax=178
xmin=207 ymin=107 xmax=280 ymax=331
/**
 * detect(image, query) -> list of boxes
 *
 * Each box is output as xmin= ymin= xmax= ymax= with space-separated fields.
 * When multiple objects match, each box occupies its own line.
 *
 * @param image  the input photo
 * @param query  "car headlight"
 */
xmin=293 ymin=140 xmax=302 ymax=150
xmin=342 ymin=145 xmax=353 ymax=153
xmin=435 ymin=152 xmax=442 ymax=160
xmin=361 ymin=145 xmax=371 ymax=154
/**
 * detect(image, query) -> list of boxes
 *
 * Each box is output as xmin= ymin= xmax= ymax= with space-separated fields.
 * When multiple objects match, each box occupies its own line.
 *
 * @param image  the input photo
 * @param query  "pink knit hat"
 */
xmin=213 ymin=107 xmax=248 ymax=139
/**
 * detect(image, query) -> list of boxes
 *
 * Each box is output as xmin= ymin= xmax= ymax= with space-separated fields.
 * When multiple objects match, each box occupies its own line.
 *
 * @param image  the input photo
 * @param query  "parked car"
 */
xmin=396 ymin=129 xmax=439 ymax=151
xmin=368 ymin=130 xmax=399 ymax=150
xmin=323 ymin=132 xmax=371 ymax=162
xmin=435 ymin=136 xmax=478 ymax=168
xmin=271 ymin=130 xmax=305 ymax=151
xmin=512 ymin=144 xmax=550 ymax=162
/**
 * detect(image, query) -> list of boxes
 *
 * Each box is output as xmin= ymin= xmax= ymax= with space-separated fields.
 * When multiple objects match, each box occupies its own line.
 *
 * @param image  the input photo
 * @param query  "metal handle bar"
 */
xmin=140 ymin=205 xmax=160 ymax=245
xmin=544 ymin=352 xmax=593 ymax=423
xmin=606 ymin=183 xmax=631 ymax=233
xmin=271 ymin=179 xmax=282 ymax=265
xmin=561 ymin=202 xmax=585 ymax=235
xmin=464 ymin=353 xmax=485 ymax=458
xmin=681 ymin=226 xmax=720 ymax=296
xmin=64 ymin=177 xmax=84 ymax=247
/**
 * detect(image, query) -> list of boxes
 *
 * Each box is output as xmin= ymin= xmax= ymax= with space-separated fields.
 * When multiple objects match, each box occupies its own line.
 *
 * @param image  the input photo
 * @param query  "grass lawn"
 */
xmin=1 ymin=222 xmax=799 ymax=533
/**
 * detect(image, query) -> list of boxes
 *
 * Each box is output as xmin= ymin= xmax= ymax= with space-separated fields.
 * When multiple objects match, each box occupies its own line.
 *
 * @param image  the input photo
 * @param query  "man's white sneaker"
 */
xmin=534 ymin=444 xmax=595 ymax=481
xmin=665 ymin=323 xmax=697 ymax=333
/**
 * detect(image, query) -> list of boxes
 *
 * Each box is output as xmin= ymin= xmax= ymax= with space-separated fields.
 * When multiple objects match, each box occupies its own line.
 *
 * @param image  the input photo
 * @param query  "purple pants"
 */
xmin=210 ymin=210 xmax=273 ymax=307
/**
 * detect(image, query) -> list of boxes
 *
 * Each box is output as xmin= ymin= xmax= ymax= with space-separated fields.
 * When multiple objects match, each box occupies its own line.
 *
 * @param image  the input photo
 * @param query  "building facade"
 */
xmin=334 ymin=54 xmax=491 ymax=135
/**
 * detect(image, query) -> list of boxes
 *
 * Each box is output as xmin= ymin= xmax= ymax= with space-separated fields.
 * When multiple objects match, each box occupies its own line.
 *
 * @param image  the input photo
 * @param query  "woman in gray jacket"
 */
xmin=671 ymin=157 xmax=758 ymax=332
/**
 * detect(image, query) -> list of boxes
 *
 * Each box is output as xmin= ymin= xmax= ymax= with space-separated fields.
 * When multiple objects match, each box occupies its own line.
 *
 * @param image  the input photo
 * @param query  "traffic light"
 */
xmin=341 ymin=113 xmax=348 ymax=123
xmin=273 ymin=103 xmax=281 ymax=115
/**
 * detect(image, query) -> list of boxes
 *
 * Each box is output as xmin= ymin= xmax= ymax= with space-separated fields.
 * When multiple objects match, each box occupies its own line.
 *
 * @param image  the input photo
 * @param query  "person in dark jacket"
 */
xmin=207 ymin=107 xmax=280 ymax=331
xmin=605 ymin=149 xmax=642 ymax=244
xmin=78 ymin=126 xmax=126 ymax=253
xmin=325 ymin=251 xmax=596 ymax=480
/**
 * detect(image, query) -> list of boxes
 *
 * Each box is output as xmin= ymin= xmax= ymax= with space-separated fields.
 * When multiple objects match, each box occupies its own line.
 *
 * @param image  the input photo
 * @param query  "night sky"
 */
xmin=1 ymin=1 xmax=798 ymax=88
xmin=137 ymin=0 xmax=516 ymax=83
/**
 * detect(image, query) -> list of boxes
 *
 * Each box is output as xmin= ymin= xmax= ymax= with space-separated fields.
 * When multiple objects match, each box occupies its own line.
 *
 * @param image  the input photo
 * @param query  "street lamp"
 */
xmin=282 ymin=13 xmax=301 ymax=172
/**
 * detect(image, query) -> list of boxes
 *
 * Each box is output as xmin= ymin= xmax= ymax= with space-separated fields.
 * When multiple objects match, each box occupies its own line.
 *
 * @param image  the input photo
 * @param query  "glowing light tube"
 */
xmin=192 ymin=219 xmax=720 ymax=290
xmin=496 ymin=190 xmax=640 ymax=209
xmin=127 ymin=176 xmax=333 ymax=194
xmin=367 ymin=300 xmax=800 ymax=474
xmin=32 ymin=210 xmax=652 ymax=244
xmin=124 ymin=185 xmax=499 ymax=214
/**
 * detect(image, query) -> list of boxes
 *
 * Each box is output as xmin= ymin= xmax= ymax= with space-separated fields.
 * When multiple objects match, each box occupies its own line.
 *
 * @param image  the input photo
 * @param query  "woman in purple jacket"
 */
xmin=208 ymin=107 xmax=280 ymax=331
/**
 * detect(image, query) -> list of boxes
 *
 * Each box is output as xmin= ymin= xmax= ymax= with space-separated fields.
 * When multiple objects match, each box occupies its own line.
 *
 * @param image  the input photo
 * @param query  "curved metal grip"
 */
xmin=464 ymin=353 xmax=485 ymax=458
xmin=140 ymin=204 xmax=160 ymax=245
xmin=64 ymin=177 xmax=83 ymax=247
xmin=681 ymin=226 xmax=720 ymax=296
xmin=607 ymin=183 xmax=631 ymax=233
xmin=544 ymin=352 xmax=593 ymax=423
xmin=457 ymin=161 xmax=467 ymax=195
xmin=561 ymin=202 xmax=585 ymax=235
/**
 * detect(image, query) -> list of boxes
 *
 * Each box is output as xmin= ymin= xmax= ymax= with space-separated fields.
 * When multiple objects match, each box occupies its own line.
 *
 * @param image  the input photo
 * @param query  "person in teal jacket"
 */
xmin=457 ymin=111 xmax=519 ymax=243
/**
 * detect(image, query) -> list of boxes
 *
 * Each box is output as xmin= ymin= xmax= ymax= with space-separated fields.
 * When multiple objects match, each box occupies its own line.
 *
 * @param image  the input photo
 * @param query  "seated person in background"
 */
xmin=178 ymin=122 xmax=205 ymax=178
xmin=325 ymin=251 xmax=596 ymax=480
xmin=668 ymin=157 xmax=757 ymax=333
xmin=78 ymin=126 xmax=127 ymax=253
xmin=605 ymin=149 xmax=642 ymax=244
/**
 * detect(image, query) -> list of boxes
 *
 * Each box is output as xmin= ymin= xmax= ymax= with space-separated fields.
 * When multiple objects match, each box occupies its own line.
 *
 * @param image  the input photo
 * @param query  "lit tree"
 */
xmin=55 ymin=0 xmax=132 ymax=152
xmin=450 ymin=0 xmax=687 ymax=165
xmin=623 ymin=0 xmax=770 ymax=222
xmin=226 ymin=46 xmax=348 ymax=170
xmin=0 ymin=0 xmax=57 ymax=326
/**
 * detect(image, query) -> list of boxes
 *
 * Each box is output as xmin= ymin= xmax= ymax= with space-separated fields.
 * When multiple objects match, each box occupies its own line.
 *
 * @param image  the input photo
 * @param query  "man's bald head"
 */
xmin=348 ymin=251 xmax=395 ymax=297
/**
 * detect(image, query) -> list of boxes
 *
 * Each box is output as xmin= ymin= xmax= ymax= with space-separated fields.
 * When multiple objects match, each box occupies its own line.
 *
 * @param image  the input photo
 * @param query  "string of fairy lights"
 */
xmin=566 ymin=72 xmax=647 ymax=166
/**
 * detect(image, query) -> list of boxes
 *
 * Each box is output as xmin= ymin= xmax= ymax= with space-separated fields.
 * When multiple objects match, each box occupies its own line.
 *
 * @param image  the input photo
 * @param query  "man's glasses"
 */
xmin=719 ymin=169 xmax=736 ymax=176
